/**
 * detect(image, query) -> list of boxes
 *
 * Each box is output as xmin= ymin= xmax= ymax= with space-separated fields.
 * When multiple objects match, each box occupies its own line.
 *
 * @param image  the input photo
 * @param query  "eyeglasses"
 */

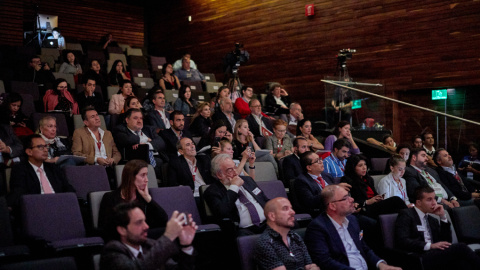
xmin=310 ymin=158 xmax=323 ymax=165
xmin=330 ymin=193 xmax=351 ymax=204
xmin=250 ymin=105 xmax=261 ymax=108
xmin=31 ymin=144 xmax=49 ymax=150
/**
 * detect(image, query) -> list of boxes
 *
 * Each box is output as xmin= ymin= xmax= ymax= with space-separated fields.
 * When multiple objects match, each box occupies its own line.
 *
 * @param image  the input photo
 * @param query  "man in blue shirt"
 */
xmin=323 ymin=138 xmax=350 ymax=178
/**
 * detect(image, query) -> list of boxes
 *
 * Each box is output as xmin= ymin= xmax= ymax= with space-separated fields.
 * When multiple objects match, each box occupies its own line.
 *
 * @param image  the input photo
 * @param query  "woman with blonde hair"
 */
xmin=189 ymin=102 xmax=212 ymax=137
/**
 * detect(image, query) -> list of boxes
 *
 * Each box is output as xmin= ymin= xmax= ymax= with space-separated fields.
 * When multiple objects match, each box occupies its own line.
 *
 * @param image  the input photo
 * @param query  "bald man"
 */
xmin=254 ymin=197 xmax=320 ymax=270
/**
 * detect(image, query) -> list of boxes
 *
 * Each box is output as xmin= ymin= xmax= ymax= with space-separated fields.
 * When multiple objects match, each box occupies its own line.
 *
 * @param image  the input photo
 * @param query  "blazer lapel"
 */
xmin=323 ymin=215 xmax=348 ymax=256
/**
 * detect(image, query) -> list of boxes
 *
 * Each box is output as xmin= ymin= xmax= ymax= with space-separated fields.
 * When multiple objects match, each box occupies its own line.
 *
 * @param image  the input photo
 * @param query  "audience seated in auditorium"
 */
xmin=232 ymin=119 xmax=278 ymax=175
xmin=265 ymin=119 xmax=293 ymax=160
xmin=323 ymin=138 xmax=349 ymax=178
xmin=211 ymin=86 xmax=230 ymax=113
xmin=100 ymin=33 xmax=119 ymax=50
xmin=108 ymin=80 xmax=133 ymax=115
xmin=159 ymin=110 xmax=192 ymax=159
xmin=0 ymin=92 xmax=33 ymax=137
xmin=254 ymin=197 xmax=320 ymax=270
xmin=296 ymin=119 xmax=324 ymax=151
xmin=16 ymin=55 xmax=55 ymax=89
xmin=43 ymin=78 xmax=79 ymax=114
xmin=305 ymin=184 xmax=400 ymax=270
xmin=72 ymin=107 xmax=121 ymax=166
xmin=196 ymin=120 xmax=229 ymax=157
xmin=280 ymin=102 xmax=304 ymax=137
xmin=421 ymin=131 xmax=437 ymax=167
xmin=113 ymin=108 xmax=166 ymax=180
xmin=99 ymin=160 xmax=168 ymax=242
xmin=175 ymin=56 xmax=205 ymax=82
xmin=282 ymin=137 xmax=309 ymax=181
xmin=395 ymin=186 xmax=480 ymax=270
xmin=84 ymin=59 xmax=109 ymax=97
xmin=383 ymin=143 xmax=412 ymax=174
xmin=59 ymin=51 xmax=82 ymax=76
xmin=76 ymin=77 xmax=105 ymax=113
xmin=265 ymin=83 xmax=291 ymax=116
xmin=211 ymin=97 xmax=240 ymax=133
xmin=172 ymin=52 xmax=197 ymax=71
xmin=173 ymin=85 xmax=196 ymax=116
xmin=167 ymin=138 xmax=214 ymax=198
xmin=7 ymin=134 xmax=75 ymax=208
xmin=159 ymin=63 xmax=180 ymax=91
xmin=377 ymin=155 xmax=414 ymax=207
xmin=294 ymin=151 xmax=350 ymax=217
xmin=403 ymin=148 xmax=459 ymax=208
xmin=226 ymin=77 xmax=242 ymax=103
xmin=411 ymin=135 xmax=422 ymax=149
xmin=38 ymin=115 xmax=75 ymax=167
xmin=217 ymin=138 xmax=255 ymax=179
xmin=433 ymin=148 xmax=480 ymax=206
xmin=367 ymin=135 xmax=396 ymax=153
xmin=145 ymin=91 xmax=171 ymax=134
xmin=458 ymin=142 xmax=480 ymax=181
xmin=204 ymin=154 xmax=269 ymax=236
xmin=324 ymin=121 xmax=360 ymax=154
xmin=100 ymin=202 xmax=196 ymax=270
xmin=108 ymin=60 xmax=131 ymax=86
xmin=340 ymin=154 xmax=406 ymax=219
xmin=47 ymin=27 xmax=66 ymax=50
xmin=246 ymin=98 xmax=273 ymax=138
xmin=142 ymin=87 xmax=173 ymax=113
xmin=189 ymin=102 xmax=212 ymax=137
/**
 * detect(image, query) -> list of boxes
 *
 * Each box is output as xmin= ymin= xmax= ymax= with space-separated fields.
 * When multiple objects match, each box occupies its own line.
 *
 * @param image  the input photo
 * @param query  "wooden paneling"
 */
xmin=0 ymin=0 xmax=24 ymax=46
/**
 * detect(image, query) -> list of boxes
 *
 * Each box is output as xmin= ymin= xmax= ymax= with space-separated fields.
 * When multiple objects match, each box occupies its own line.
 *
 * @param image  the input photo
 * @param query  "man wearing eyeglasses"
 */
xmin=294 ymin=151 xmax=350 ymax=217
xmin=305 ymin=185 xmax=401 ymax=270
xmin=8 ymin=134 xmax=75 ymax=208
xmin=246 ymin=99 xmax=274 ymax=138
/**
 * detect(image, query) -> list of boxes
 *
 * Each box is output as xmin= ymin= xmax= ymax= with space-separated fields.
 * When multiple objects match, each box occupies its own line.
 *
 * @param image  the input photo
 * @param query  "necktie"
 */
xmin=237 ymin=190 xmax=261 ymax=226
xmin=37 ymin=167 xmax=54 ymax=194
xmin=454 ymin=172 xmax=468 ymax=192
xmin=137 ymin=252 xmax=143 ymax=260
xmin=423 ymin=215 xmax=432 ymax=243
xmin=136 ymin=131 xmax=156 ymax=167
xmin=316 ymin=176 xmax=326 ymax=189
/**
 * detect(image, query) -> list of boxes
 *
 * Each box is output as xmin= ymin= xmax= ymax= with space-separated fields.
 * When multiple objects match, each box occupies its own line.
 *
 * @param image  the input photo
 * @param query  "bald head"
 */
xmin=264 ymin=197 xmax=295 ymax=229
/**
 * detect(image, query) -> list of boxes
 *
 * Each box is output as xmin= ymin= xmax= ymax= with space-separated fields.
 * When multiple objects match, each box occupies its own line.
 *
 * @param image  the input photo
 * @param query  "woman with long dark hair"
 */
xmin=0 ymin=93 xmax=33 ymax=137
xmin=159 ymin=63 xmax=180 ymax=90
xmin=296 ymin=119 xmax=324 ymax=151
xmin=196 ymin=120 xmax=229 ymax=156
xmin=173 ymin=85 xmax=196 ymax=116
xmin=324 ymin=120 xmax=360 ymax=154
xmin=108 ymin=59 xmax=131 ymax=86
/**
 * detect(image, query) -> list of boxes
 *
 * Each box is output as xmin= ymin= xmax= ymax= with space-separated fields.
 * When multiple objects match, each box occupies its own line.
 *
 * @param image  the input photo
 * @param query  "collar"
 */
xmin=265 ymin=225 xmax=295 ymax=239
xmin=124 ymin=243 xmax=143 ymax=258
xmin=128 ymin=127 xmax=141 ymax=135
xmin=87 ymin=127 xmax=104 ymax=136
xmin=411 ymin=165 xmax=424 ymax=172
xmin=185 ymin=156 xmax=197 ymax=167
xmin=40 ymin=133 xmax=55 ymax=145
xmin=327 ymin=213 xmax=349 ymax=229
xmin=441 ymin=166 xmax=457 ymax=175
xmin=423 ymin=145 xmax=435 ymax=153
xmin=308 ymin=172 xmax=321 ymax=179
xmin=414 ymin=206 xmax=427 ymax=221
xmin=29 ymin=161 xmax=44 ymax=172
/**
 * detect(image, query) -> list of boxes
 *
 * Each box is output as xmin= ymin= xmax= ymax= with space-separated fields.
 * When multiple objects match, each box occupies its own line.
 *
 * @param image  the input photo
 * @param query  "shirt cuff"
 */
xmin=376 ymin=260 xmax=387 ymax=268
xmin=424 ymin=243 xmax=431 ymax=251
xmin=181 ymin=246 xmax=194 ymax=255
xmin=7 ymin=146 xmax=12 ymax=155
xmin=94 ymin=157 xmax=98 ymax=163
xmin=229 ymin=185 xmax=240 ymax=193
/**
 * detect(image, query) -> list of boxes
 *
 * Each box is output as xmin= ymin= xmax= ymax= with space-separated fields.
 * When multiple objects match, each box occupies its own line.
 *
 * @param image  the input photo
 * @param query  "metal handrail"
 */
xmin=322 ymin=80 xmax=480 ymax=126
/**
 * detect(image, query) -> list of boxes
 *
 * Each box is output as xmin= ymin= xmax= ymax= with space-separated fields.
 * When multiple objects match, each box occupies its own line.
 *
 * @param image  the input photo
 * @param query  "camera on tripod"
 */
xmin=337 ymin=48 xmax=356 ymax=63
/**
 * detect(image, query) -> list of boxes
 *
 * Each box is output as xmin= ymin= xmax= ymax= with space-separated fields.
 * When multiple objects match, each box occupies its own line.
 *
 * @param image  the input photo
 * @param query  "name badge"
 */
xmin=359 ymin=230 xmax=363 ymax=240
xmin=252 ymin=187 xmax=262 ymax=195
xmin=417 ymin=225 xmax=425 ymax=232
xmin=186 ymin=73 xmax=192 ymax=78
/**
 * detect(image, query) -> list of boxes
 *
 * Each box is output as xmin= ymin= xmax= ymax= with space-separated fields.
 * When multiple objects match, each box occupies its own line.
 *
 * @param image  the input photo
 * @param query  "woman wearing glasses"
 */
xmin=340 ymin=154 xmax=406 ymax=219
xmin=265 ymin=119 xmax=293 ymax=160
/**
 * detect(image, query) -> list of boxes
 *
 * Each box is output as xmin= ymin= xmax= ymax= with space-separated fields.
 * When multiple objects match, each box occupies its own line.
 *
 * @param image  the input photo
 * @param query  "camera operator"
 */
xmin=223 ymin=43 xmax=250 ymax=84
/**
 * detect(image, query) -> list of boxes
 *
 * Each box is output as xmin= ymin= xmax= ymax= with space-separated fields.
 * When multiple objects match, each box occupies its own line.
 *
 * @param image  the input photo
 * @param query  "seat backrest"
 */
xmin=370 ymin=158 xmax=389 ymax=174
xmin=107 ymin=47 xmax=124 ymax=55
xmin=41 ymin=48 xmax=60 ymax=60
xmin=451 ymin=205 xmax=480 ymax=241
xmin=131 ymin=68 xmax=151 ymax=78
xmin=32 ymin=112 xmax=69 ymax=137
xmin=252 ymin=162 xmax=277 ymax=182
xmin=66 ymin=43 xmax=83 ymax=53
xmin=115 ymin=165 xmax=158 ymax=189
xmin=53 ymin=72 xmax=76 ymax=89
xmin=20 ymin=193 xmax=85 ymax=242
xmin=203 ymin=73 xmax=216 ymax=82
xmin=0 ymin=197 xmax=14 ymax=246
xmin=164 ymin=90 xmax=179 ymax=104
xmin=255 ymin=137 xmax=266 ymax=148
xmin=150 ymin=56 xmax=167 ymax=71
xmin=256 ymin=180 xmax=287 ymax=200
xmin=63 ymin=165 xmax=111 ymax=201
xmin=39 ymin=55 xmax=55 ymax=70
xmin=372 ymin=174 xmax=387 ymax=192
xmin=11 ymin=81 xmax=40 ymax=101
xmin=150 ymin=186 xmax=202 ymax=224
xmin=107 ymin=86 xmax=119 ymax=100
xmin=190 ymin=91 xmax=211 ymax=103
xmin=0 ymin=80 xmax=5 ymax=94
xmin=87 ymin=50 xmax=106 ymax=66
xmin=199 ymin=185 xmax=211 ymax=217
xmin=379 ymin=213 xmax=398 ymax=249
xmin=118 ymin=43 xmax=131 ymax=53
xmin=237 ymin=234 xmax=261 ymax=270
xmin=73 ymin=114 xmax=106 ymax=131
xmin=20 ymin=94 xmax=35 ymax=117
xmin=0 ymin=256 xmax=77 ymax=270
xmin=205 ymin=82 xmax=223 ymax=93
xmin=182 ymin=80 xmax=203 ymax=92
xmin=88 ymin=191 xmax=109 ymax=230
xmin=127 ymin=47 xmax=143 ymax=56
xmin=133 ymin=77 xmax=154 ymax=89
xmin=129 ymin=56 xmax=149 ymax=70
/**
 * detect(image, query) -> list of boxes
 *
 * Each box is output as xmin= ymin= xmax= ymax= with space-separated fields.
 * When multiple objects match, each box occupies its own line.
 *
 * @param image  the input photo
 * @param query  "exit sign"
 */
xmin=432 ymin=89 xmax=447 ymax=100
xmin=352 ymin=99 xmax=362 ymax=109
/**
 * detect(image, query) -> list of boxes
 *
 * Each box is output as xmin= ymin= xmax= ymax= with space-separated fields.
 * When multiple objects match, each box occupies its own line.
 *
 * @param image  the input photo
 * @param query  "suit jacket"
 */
xmin=113 ymin=124 xmax=166 ymax=160
xmin=145 ymin=110 xmax=171 ymax=131
xmin=7 ymin=161 xmax=75 ymax=207
xmin=265 ymin=94 xmax=291 ymax=115
xmin=167 ymin=155 xmax=214 ymax=189
xmin=72 ymin=127 xmax=121 ymax=165
xmin=211 ymin=111 xmax=241 ymax=133
xmin=395 ymin=207 xmax=451 ymax=253
xmin=158 ymin=128 xmax=192 ymax=159
xmin=435 ymin=167 xmax=473 ymax=201
xmin=294 ymin=172 xmax=335 ymax=215
xmin=282 ymin=154 xmax=302 ymax=181
xmin=204 ymin=176 xmax=270 ymax=224
xmin=305 ymin=212 xmax=382 ymax=270
xmin=100 ymin=236 xmax=194 ymax=270
xmin=189 ymin=116 xmax=212 ymax=137
xmin=245 ymin=114 xmax=273 ymax=138
xmin=0 ymin=124 xmax=23 ymax=159
xmin=403 ymin=165 xmax=454 ymax=203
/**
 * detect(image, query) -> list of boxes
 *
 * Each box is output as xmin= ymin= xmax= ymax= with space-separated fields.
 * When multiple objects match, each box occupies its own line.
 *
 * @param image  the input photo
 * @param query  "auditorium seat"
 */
xmin=53 ymin=72 xmax=76 ymax=89
xmin=40 ymin=48 xmax=60 ymax=61
xmin=118 ymin=43 xmax=131 ymax=53
xmin=250 ymin=162 xmax=276 ymax=182
xmin=73 ymin=114 xmax=107 ymax=131
xmin=32 ymin=112 xmax=70 ymax=138
xmin=182 ymin=80 xmax=203 ymax=92
xmin=203 ymin=73 xmax=216 ymax=82
xmin=126 ymin=47 xmax=143 ymax=56
xmin=107 ymin=86 xmax=119 ymax=100
xmin=66 ymin=43 xmax=83 ymax=53
xmin=19 ymin=94 xmax=35 ymax=118
xmin=205 ymin=82 xmax=223 ymax=94
xmin=0 ymin=80 xmax=5 ymax=94
xmin=11 ymin=81 xmax=40 ymax=101
xmin=63 ymin=165 xmax=111 ymax=201
xmin=150 ymin=56 xmax=167 ymax=72
xmin=107 ymin=47 xmax=123 ymax=55
xmin=87 ymin=191 xmax=109 ymax=231
xmin=133 ymin=77 xmax=154 ymax=89
xmin=130 ymin=68 xmax=151 ymax=78
xmin=0 ymin=257 xmax=77 ymax=270
xmin=128 ymin=56 xmax=149 ymax=70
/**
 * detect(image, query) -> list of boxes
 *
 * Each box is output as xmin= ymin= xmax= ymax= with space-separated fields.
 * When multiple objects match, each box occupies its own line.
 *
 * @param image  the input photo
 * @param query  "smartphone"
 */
xmin=181 ymin=213 xmax=191 ymax=226
xmin=214 ymin=137 xmax=221 ymax=145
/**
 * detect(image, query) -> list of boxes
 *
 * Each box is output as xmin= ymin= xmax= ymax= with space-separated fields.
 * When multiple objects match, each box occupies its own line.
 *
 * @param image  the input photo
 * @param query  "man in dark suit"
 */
xmin=403 ymin=148 xmax=459 ymax=208
xmin=282 ymin=137 xmax=309 ymax=181
xmin=167 ymin=137 xmax=213 ymax=198
xmin=113 ymin=108 xmax=166 ymax=181
xmin=305 ymin=185 xmax=399 ymax=270
xmin=145 ymin=91 xmax=171 ymax=134
xmin=294 ymin=151 xmax=350 ymax=217
xmin=159 ymin=111 xmax=192 ymax=159
xmin=100 ymin=202 xmax=196 ymax=270
xmin=395 ymin=186 xmax=480 ymax=270
xmin=211 ymin=97 xmax=240 ymax=133
xmin=204 ymin=154 xmax=269 ymax=236
xmin=280 ymin=102 xmax=304 ymax=137
xmin=7 ymin=134 xmax=75 ymax=208
xmin=246 ymin=99 xmax=273 ymax=138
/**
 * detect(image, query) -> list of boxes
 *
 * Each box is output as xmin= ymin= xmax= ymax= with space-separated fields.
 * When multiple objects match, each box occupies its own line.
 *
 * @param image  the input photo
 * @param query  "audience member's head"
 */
xmin=192 ymin=102 xmax=210 ymax=121
xmin=181 ymin=56 xmax=191 ymax=70
xmin=111 ymin=60 xmax=126 ymax=75
xmin=241 ymin=86 xmax=253 ymax=99
xmin=38 ymin=115 xmax=57 ymax=139
xmin=269 ymin=83 xmax=282 ymax=97
xmin=383 ymin=135 xmax=395 ymax=148
xmin=177 ymin=137 xmax=197 ymax=159
xmin=82 ymin=77 xmax=97 ymax=97
xmin=2 ymin=92 xmax=23 ymax=117
xmin=161 ymin=63 xmax=173 ymax=75
xmin=118 ymin=80 xmax=133 ymax=97
xmin=219 ymin=139 xmax=234 ymax=158
xmin=468 ymin=143 xmax=479 ymax=158
xmin=89 ymin=59 xmax=101 ymax=73
xmin=151 ymin=91 xmax=166 ymax=110
xmin=395 ymin=143 xmax=411 ymax=161
xmin=169 ymin=110 xmax=185 ymax=132
xmin=111 ymin=202 xmax=146 ymax=243
xmin=65 ymin=51 xmax=78 ymax=65
xmin=300 ymin=151 xmax=324 ymax=175
xmin=211 ymin=153 xmax=237 ymax=183
xmin=124 ymin=96 xmax=141 ymax=112
xmin=433 ymin=148 xmax=453 ymax=168
xmin=248 ymin=99 xmax=262 ymax=116
xmin=389 ymin=155 xmax=406 ymax=179
xmin=334 ymin=121 xmax=351 ymax=138
xmin=344 ymin=154 xmax=368 ymax=179
xmin=233 ymin=119 xmax=250 ymax=141
xmin=409 ymin=148 xmax=428 ymax=169
xmin=292 ymin=137 xmax=308 ymax=155
xmin=24 ymin=134 xmax=48 ymax=165
xmin=296 ymin=119 xmax=312 ymax=137
xmin=289 ymin=102 xmax=303 ymax=120
xmin=273 ymin=119 xmax=287 ymax=140
xmin=120 ymin=159 xmax=149 ymax=202
xmin=217 ymin=86 xmax=230 ymax=100
xmin=125 ymin=108 xmax=143 ymax=132
xmin=421 ymin=131 xmax=434 ymax=148
xmin=322 ymin=185 xmax=355 ymax=217
xmin=413 ymin=185 xmax=436 ymax=211
xmin=412 ymin=135 xmax=423 ymax=148
xmin=264 ymin=197 xmax=296 ymax=229
xmin=82 ymin=106 xmax=101 ymax=129
xmin=53 ymin=78 xmax=68 ymax=95
xmin=178 ymin=85 xmax=192 ymax=102
xmin=29 ymin=56 xmax=42 ymax=69
xmin=332 ymin=138 xmax=351 ymax=161
xmin=219 ymin=97 xmax=233 ymax=114
xmin=51 ymin=27 xmax=61 ymax=39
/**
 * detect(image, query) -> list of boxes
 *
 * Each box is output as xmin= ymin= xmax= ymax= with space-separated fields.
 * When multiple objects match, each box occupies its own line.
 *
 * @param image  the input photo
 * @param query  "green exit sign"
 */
xmin=432 ymin=89 xmax=447 ymax=100
xmin=352 ymin=99 xmax=362 ymax=109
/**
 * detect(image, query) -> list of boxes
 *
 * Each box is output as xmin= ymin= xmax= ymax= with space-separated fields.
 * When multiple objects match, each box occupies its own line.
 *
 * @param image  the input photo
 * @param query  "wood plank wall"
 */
xmin=0 ymin=0 xmax=144 ymax=48
xmin=148 ymin=0 xmax=480 ymax=155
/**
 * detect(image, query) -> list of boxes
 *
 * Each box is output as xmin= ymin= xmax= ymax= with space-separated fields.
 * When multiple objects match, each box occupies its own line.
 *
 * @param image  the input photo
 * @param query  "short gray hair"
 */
xmin=321 ymin=185 xmax=341 ymax=206
xmin=290 ymin=102 xmax=301 ymax=110
xmin=211 ymin=153 xmax=232 ymax=178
